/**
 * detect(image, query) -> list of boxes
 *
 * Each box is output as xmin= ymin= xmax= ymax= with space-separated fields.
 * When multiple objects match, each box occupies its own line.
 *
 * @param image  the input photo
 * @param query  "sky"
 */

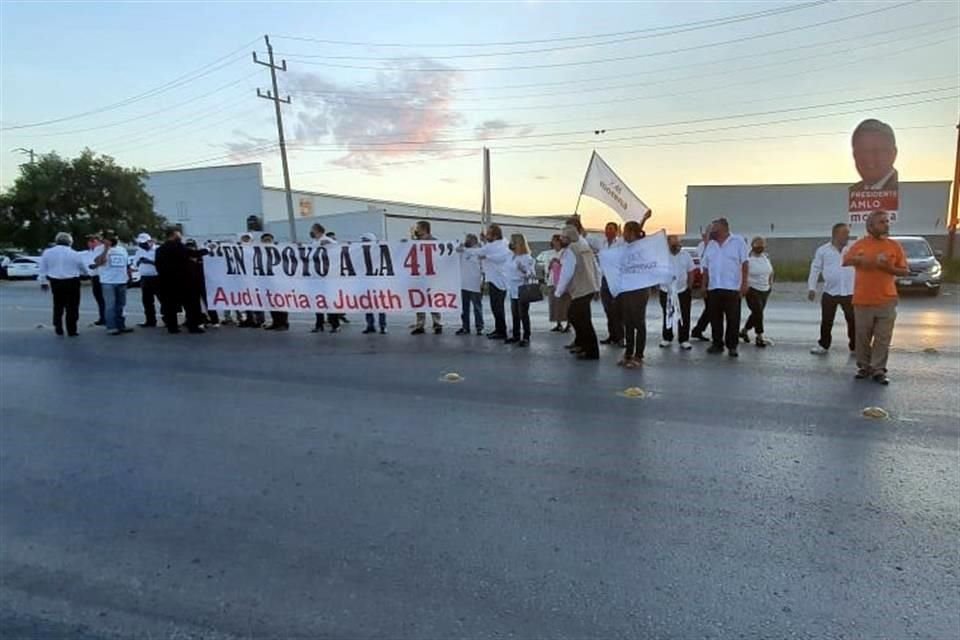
xmin=1 ymin=0 xmax=957 ymax=232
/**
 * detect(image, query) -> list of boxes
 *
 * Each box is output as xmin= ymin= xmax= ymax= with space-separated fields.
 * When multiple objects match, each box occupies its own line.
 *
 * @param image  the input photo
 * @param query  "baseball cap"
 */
xmin=135 ymin=232 xmax=152 ymax=243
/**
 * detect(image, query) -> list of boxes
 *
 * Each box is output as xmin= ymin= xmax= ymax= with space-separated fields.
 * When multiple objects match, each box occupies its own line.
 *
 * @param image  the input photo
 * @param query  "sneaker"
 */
xmin=706 ymin=345 xmax=724 ymax=354
xmin=755 ymin=336 xmax=768 ymax=348
xmin=362 ymin=327 xmax=377 ymax=334
xmin=411 ymin=327 xmax=426 ymax=335
xmin=380 ymin=328 xmax=388 ymax=335
xmin=855 ymin=368 xmax=871 ymax=379
xmin=810 ymin=345 xmax=828 ymax=355
xmin=455 ymin=328 xmax=470 ymax=335
xmin=659 ymin=340 xmax=671 ymax=348
xmin=476 ymin=328 xmax=484 ymax=335
xmin=739 ymin=331 xmax=750 ymax=343
xmin=679 ymin=342 xmax=693 ymax=350
xmin=873 ymin=373 xmax=890 ymax=386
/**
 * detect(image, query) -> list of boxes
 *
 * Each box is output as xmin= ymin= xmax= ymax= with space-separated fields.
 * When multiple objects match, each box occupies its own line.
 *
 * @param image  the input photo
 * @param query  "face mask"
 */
xmin=753 ymin=246 xmax=764 ymax=253
xmin=670 ymin=245 xmax=681 ymax=255
xmin=138 ymin=243 xmax=150 ymax=250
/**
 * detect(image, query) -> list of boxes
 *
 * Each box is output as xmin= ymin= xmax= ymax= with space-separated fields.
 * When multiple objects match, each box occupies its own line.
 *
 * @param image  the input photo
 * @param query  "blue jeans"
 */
xmin=461 ymin=290 xmax=484 ymax=331
xmin=365 ymin=313 xmax=386 ymax=330
xmin=102 ymin=283 xmax=127 ymax=331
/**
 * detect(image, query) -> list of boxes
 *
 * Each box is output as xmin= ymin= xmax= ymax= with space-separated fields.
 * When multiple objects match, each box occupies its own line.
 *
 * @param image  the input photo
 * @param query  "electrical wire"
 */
xmin=284 ymin=1 xmax=918 ymax=72
xmin=0 ymin=36 xmax=261 ymax=131
xmin=275 ymin=1 xmax=833 ymax=60
xmin=272 ymin=1 xmax=831 ymax=49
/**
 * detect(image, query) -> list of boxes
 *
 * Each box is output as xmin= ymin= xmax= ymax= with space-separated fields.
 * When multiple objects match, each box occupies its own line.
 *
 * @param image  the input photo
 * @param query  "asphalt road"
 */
xmin=1 ymin=280 xmax=958 ymax=639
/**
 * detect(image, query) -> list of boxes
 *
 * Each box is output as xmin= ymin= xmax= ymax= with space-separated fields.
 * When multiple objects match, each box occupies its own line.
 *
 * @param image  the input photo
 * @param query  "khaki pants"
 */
xmin=415 ymin=312 xmax=442 ymax=329
xmin=854 ymin=302 xmax=897 ymax=374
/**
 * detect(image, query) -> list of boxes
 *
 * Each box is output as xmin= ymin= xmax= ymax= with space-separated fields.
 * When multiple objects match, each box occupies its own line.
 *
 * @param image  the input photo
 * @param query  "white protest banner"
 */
xmin=579 ymin=151 xmax=650 ymax=222
xmin=597 ymin=231 xmax=673 ymax=297
xmin=203 ymin=241 xmax=462 ymax=314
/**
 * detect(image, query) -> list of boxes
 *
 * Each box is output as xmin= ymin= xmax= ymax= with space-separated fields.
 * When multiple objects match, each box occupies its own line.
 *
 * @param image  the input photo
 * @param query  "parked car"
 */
xmin=681 ymin=246 xmax=704 ymax=293
xmin=6 ymin=256 xmax=40 ymax=279
xmin=891 ymin=236 xmax=942 ymax=296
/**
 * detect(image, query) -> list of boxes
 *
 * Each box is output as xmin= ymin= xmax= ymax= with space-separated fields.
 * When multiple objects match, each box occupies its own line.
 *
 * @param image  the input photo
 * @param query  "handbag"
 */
xmin=518 ymin=266 xmax=544 ymax=303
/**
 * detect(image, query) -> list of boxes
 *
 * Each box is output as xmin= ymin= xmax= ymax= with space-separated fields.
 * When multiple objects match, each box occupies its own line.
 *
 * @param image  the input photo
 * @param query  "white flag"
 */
xmin=579 ymin=151 xmax=650 ymax=222
xmin=596 ymin=230 xmax=673 ymax=297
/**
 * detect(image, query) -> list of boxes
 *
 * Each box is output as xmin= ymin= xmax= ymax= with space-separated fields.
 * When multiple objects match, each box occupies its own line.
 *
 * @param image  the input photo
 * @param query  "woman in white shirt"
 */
xmin=740 ymin=236 xmax=774 ymax=347
xmin=506 ymin=233 xmax=536 ymax=347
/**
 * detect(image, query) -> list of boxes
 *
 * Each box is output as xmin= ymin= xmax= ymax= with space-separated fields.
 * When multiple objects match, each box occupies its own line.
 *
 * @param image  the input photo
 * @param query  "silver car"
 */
xmin=891 ymin=236 xmax=943 ymax=296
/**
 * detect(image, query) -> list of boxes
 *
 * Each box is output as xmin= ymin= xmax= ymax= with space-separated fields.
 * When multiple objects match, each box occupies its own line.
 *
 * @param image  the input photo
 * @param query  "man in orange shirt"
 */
xmin=843 ymin=210 xmax=909 ymax=385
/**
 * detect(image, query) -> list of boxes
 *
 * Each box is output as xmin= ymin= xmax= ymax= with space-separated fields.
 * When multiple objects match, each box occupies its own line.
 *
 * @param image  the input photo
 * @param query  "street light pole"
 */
xmin=12 ymin=147 xmax=35 ymax=164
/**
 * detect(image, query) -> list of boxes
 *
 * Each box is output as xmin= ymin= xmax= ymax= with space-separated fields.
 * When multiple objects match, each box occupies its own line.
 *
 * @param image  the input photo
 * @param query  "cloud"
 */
xmin=278 ymin=58 xmax=465 ymax=173
xmin=533 ymin=175 xmax=550 ymax=181
xmin=440 ymin=177 xmax=458 ymax=183
xmin=224 ymin=132 xmax=273 ymax=161
xmin=474 ymin=119 xmax=534 ymax=141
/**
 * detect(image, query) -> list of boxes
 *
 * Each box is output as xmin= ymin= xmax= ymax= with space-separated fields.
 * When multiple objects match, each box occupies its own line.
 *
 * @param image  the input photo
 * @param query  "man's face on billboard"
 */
xmin=853 ymin=131 xmax=896 ymax=186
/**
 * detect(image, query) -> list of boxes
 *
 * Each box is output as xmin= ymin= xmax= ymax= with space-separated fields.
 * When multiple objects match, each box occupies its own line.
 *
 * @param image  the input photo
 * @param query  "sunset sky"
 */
xmin=1 ymin=0 xmax=957 ymax=232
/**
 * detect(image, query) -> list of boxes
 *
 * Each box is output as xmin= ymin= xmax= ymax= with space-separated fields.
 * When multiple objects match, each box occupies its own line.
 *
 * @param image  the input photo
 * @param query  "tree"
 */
xmin=0 ymin=149 xmax=168 ymax=251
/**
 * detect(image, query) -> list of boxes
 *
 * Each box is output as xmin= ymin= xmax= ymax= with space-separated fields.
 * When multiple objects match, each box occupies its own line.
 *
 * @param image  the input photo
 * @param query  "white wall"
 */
xmin=686 ymin=181 xmax=951 ymax=239
xmin=144 ymin=164 xmax=263 ymax=238
xmin=265 ymin=211 xmax=387 ymax=243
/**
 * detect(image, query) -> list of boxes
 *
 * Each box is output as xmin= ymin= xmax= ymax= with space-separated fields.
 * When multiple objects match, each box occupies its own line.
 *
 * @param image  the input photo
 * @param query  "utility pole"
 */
xmin=253 ymin=35 xmax=297 ymax=243
xmin=481 ymin=147 xmax=492 ymax=230
xmin=948 ymin=119 xmax=959 ymax=259
xmin=12 ymin=147 xmax=35 ymax=164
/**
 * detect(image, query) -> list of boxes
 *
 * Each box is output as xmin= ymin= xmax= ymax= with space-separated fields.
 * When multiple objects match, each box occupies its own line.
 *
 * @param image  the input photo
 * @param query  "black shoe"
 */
xmin=565 ymin=341 xmax=577 ymax=350
xmin=518 ymin=339 xmax=529 ymax=347
xmin=311 ymin=325 xmax=324 ymax=333
xmin=561 ymin=324 xmax=572 ymax=333
xmin=855 ymin=368 xmax=871 ymax=379
xmin=120 ymin=328 xmax=135 ymax=334
xmin=707 ymin=345 xmax=724 ymax=354
xmin=363 ymin=327 xmax=377 ymax=334
xmin=755 ymin=336 xmax=768 ymax=348
xmin=873 ymin=373 xmax=890 ymax=385
xmin=55 ymin=328 xmax=64 ymax=336
xmin=576 ymin=353 xmax=600 ymax=361
xmin=455 ymin=328 xmax=469 ymax=335
xmin=138 ymin=322 xmax=156 ymax=328
xmin=168 ymin=328 xmax=181 ymax=334
xmin=505 ymin=337 xmax=520 ymax=344
xmin=411 ymin=327 xmax=426 ymax=335
xmin=275 ymin=325 xmax=289 ymax=332
xmin=692 ymin=332 xmax=709 ymax=342
xmin=476 ymin=328 xmax=484 ymax=335
xmin=380 ymin=328 xmax=388 ymax=335
xmin=434 ymin=326 xmax=443 ymax=335
xmin=550 ymin=325 xmax=562 ymax=332
xmin=739 ymin=331 xmax=750 ymax=343
xmin=188 ymin=327 xmax=205 ymax=334
xmin=487 ymin=332 xmax=506 ymax=340
xmin=728 ymin=349 xmax=739 ymax=358
xmin=93 ymin=319 xmax=105 ymax=326
xmin=68 ymin=332 xmax=79 ymax=337
xmin=599 ymin=337 xmax=615 ymax=345
xmin=329 ymin=326 xmax=341 ymax=334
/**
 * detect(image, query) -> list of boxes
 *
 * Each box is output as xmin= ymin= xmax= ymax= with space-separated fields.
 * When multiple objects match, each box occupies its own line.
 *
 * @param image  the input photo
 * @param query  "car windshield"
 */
xmin=897 ymin=239 xmax=933 ymax=259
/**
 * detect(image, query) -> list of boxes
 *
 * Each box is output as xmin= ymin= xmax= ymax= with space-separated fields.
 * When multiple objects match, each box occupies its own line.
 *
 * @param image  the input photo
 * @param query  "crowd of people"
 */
xmin=35 ymin=208 xmax=908 ymax=385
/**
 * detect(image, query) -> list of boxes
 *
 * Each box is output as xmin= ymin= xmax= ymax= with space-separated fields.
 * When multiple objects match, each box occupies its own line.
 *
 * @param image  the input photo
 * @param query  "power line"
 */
xmin=273 ymin=1 xmax=831 ymax=49
xmin=264 ymin=86 xmax=959 ymax=150
xmin=0 ymin=37 xmax=260 ymax=132
xmin=285 ymin=1 xmax=919 ymax=72
xmin=288 ymin=22 xmax=955 ymax=106
xmin=275 ymin=1 xmax=833 ymax=60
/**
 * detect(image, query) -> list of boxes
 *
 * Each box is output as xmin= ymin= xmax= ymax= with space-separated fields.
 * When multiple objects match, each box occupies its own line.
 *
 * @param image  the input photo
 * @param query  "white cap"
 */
xmin=136 ymin=233 xmax=152 ymax=243
xmin=359 ymin=232 xmax=377 ymax=242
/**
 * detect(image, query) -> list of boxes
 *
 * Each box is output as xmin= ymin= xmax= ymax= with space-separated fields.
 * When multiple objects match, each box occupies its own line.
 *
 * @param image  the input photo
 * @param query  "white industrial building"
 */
xmin=143 ymin=162 xmax=567 ymax=246
xmin=685 ymin=181 xmax=953 ymax=261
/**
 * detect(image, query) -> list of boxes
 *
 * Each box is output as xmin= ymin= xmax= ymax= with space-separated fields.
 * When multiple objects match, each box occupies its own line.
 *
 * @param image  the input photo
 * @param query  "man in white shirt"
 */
xmin=597 ymin=221 xmax=625 ymax=346
xmin=808 ymin=222 xmax=857 ymax=355
xmin=38 ymin=232 xmax=89 ymax=337
xmin=84 ymin=233 xmax=107 ymax=325
xmin=477 ymin=223 xmax=512 ymax=340
xmin=95 ymin=231 xmax=134 ymax=335
xmin=659 ymin=235 xmax=696 ymax=350
xmin=702 ymin=217 xmax=749 ymax=357
xmin=457 ymin=233 xmax=485 ymax=336
xmin=133 ymin=232 xmax=160 ymax=327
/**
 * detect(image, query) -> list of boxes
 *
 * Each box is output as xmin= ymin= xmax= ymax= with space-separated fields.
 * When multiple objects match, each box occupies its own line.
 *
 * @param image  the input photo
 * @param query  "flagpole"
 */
xmin=574 ymin=150 xmax=596 ymax=214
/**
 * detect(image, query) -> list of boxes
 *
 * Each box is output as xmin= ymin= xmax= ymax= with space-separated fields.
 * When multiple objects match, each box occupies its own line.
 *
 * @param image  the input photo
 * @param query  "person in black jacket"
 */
xmin=155 ymin=227 xmax=207 ymax=334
